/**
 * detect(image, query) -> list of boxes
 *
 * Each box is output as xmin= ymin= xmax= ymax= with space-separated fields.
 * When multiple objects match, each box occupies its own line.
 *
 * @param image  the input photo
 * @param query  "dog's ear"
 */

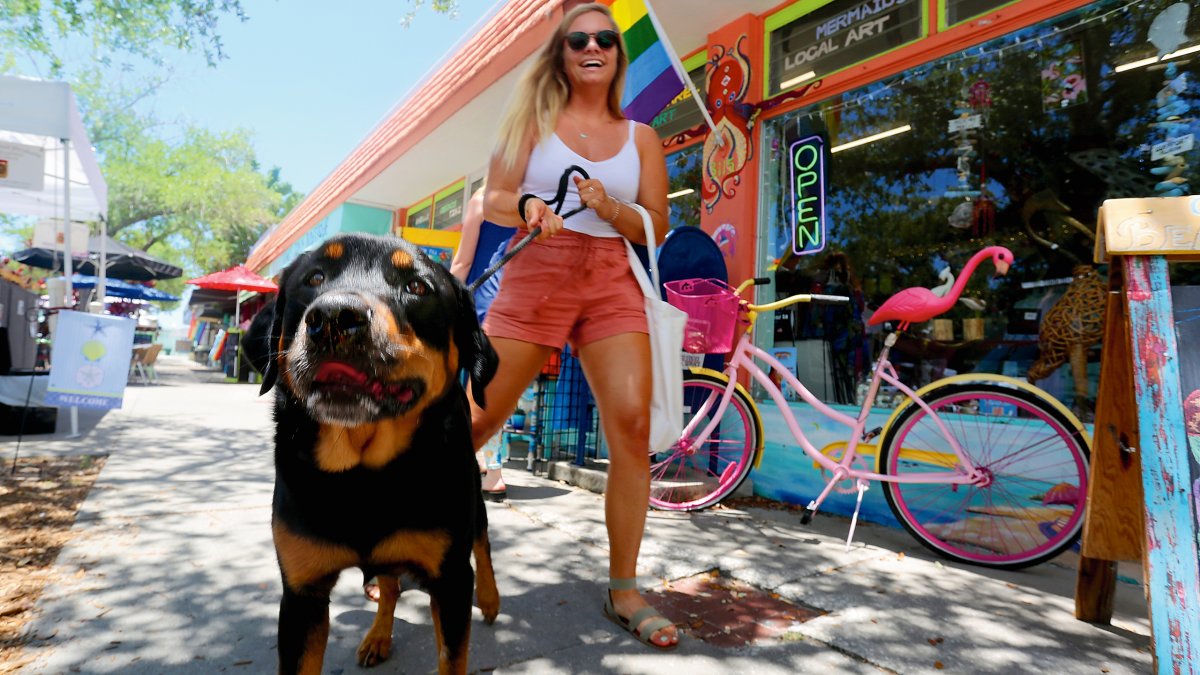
xmin=258 ymin=268 xmax=290 ymax=396
xmin=243 ymin=305 xmax=274 ymax=378
xmin=452 ymin=279 xmax=498 ymax=409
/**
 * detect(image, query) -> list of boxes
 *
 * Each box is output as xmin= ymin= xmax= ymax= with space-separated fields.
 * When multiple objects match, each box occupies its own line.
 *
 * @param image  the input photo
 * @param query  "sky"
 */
xmin=140 ymin=0 xmax=502 ymax=195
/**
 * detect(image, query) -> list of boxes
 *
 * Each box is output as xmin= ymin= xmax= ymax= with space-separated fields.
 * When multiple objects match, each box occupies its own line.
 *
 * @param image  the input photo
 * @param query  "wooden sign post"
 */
xmin=1078 ymin=197 xmax=1200 ymax=673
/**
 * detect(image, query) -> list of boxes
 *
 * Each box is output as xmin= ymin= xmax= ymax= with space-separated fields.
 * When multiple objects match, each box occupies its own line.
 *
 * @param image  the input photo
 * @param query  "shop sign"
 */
xmin=432 ymin=188 xmax=465 ymax=230
xmin=0 ymin=140 xmax=45 ymax=191
xmin=651 ymin=66 xmax=706 ymax=139
xmin=1095 ymin=196 xmax=1200 ymax=262
xmin=789 ymin=135 xmax=826 ymax=256
xmin=1153 ymin=134 xmax=1194 ymax=162
xmin=947 ymin=113 xmax=982 ymax=134
xmin=943 ymin=0 xmax=1014 ymax=28
xmin=768 ymin=0 xmax=924 ymax=93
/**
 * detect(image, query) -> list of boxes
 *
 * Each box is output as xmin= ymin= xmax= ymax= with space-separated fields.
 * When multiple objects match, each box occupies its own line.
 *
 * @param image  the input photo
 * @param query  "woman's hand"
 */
xmin=522 ymin=197 xmax=565 ymax=240
xmin=574 ymin=176 xmax=619 ymax=222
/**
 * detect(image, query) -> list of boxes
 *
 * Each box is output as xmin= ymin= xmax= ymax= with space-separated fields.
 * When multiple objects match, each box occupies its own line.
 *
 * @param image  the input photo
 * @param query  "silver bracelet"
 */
xmin=606 ymin=196 xmax=622 ymax=223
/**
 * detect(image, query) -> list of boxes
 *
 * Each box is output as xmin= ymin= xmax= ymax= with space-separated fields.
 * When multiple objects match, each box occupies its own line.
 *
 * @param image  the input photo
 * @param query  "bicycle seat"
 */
xmin=868 ymin=246 xmax=1013 ymax=327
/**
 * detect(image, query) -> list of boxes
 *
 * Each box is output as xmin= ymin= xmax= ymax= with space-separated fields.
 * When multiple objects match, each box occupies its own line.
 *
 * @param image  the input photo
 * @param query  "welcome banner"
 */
xmin=45 ymin=311 xmax=136 ymax=410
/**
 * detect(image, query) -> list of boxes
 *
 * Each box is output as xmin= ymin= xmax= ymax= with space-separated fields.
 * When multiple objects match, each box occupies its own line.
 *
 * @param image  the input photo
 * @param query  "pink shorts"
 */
xmin=483 ymin=229 xmax=648 ymax=349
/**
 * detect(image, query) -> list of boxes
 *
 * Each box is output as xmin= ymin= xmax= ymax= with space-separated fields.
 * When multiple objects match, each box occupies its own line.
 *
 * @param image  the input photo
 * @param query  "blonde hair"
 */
xmin=493 ymin=3 xmax=628 ymax=170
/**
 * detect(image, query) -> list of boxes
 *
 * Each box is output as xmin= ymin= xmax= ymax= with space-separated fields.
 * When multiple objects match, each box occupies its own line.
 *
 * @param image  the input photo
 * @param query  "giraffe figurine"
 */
xmin=1026 ymin=264 xmax=1107 ymax=416
xmin=1021 ymin=190 xmax=1107 ymax=418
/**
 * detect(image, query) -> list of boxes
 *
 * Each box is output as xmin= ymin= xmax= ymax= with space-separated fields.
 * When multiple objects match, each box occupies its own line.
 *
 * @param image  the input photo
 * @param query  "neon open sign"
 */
xmin=789 ymin=135 xmax=826 ymax=255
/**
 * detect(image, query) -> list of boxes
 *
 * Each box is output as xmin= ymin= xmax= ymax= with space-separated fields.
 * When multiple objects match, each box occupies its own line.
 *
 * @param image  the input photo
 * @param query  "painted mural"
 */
xmin=701 ymin=35 xmax=753 ymax=214
xmin=1172 ymin=286 xmax=1200 ymax=553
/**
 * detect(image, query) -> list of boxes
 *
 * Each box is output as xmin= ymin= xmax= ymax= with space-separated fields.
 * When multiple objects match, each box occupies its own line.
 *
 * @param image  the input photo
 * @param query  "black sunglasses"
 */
xmin=564 ymin=30 xmax=618 ymax=51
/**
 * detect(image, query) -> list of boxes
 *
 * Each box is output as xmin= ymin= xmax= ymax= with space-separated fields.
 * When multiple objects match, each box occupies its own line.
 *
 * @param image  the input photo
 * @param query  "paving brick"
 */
xmin=648 ymin=571 xmax=824 ymax=648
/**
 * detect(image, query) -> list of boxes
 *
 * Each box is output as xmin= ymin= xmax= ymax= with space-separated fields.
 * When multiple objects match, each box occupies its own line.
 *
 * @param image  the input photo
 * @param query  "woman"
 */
xmin=449 ymin=182 xmax=509 ymax=500
xmin=472 ymin=2 xmax=677 ymax=650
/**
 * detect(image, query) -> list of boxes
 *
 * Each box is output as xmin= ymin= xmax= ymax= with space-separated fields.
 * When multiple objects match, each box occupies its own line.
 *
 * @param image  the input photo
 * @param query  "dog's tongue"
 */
xmin=314 ymin=362 xmax=368 ymax=385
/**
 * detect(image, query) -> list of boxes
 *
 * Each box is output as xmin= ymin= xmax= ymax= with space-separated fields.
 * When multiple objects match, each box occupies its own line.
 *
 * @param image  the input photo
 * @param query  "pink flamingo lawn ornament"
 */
xmin=868 ymin=246 xmax=1014 ymax=331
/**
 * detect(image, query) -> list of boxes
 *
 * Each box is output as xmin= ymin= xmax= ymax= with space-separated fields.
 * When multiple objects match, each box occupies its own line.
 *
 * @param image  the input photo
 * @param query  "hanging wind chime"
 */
xmin=945 ymin=80 xmax=992 ymax=235
xmin=1150 ymin=61 xmax=1191 ymax=197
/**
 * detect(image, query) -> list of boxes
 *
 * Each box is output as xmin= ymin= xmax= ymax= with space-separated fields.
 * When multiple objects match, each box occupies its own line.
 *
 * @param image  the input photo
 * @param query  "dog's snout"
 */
xmin=304 ymin=296 xmax=372 ymax=343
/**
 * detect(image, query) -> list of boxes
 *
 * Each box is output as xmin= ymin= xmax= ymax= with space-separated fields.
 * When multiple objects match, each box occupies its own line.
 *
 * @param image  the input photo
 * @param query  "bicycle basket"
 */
xmin=664 ymin=278 xmax=740 ymax=354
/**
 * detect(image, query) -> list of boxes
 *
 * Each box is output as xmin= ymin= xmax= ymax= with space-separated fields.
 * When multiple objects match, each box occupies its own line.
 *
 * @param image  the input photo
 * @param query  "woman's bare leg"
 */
xmin=577 ymin=332 xmax=678 ymax=647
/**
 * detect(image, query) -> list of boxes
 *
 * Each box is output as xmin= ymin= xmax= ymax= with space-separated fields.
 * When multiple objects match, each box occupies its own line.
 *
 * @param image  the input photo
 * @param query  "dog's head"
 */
xmin=258 ymin=233 xmax=498 ymax=426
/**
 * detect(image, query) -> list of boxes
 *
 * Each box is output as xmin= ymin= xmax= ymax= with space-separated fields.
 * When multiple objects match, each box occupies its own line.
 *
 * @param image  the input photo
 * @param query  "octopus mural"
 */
xmin=701 ymin=35 xmax=753 ymax=214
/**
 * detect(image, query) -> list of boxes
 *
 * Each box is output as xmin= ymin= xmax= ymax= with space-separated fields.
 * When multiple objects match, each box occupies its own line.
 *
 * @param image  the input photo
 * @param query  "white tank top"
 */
xmin=522 ymin=120 xmax=640 ymax=238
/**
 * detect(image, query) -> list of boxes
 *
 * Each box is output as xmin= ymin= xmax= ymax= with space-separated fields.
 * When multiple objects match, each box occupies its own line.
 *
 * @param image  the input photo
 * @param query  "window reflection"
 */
xmin=758 ymin=0 xmax=1200 ymax=420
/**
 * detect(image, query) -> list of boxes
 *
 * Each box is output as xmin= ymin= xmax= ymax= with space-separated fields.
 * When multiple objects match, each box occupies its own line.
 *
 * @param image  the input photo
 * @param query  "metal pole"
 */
xmin=98 ymin=216 xmax=107 ymax=305
xmin=234 ymin=294 xmax=241 ymax=381
xmin=61 ymin=138 xmax=79 ymax=437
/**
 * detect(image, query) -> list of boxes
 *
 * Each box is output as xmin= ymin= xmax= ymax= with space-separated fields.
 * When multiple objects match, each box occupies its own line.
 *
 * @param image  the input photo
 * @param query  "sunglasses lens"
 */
xmin=596 ymin=30 xmax=617 ymax=49
xmin=565 ymin=32 xmax=589 ymax=50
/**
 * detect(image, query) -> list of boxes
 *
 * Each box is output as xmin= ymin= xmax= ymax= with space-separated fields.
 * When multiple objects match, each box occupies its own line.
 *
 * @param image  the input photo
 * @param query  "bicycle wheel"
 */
xmin=649 ymin=370 xmax=761 ymax=511
xmin=878 ymin=382 xmax=1089 ymax=569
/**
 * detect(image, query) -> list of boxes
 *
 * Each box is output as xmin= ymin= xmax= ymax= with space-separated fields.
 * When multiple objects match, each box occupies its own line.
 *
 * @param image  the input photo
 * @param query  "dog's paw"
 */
xmin=356 ymin=630 xmax=392 ymax=667
xmin=478 ymin=593 xmax=500 ymax=626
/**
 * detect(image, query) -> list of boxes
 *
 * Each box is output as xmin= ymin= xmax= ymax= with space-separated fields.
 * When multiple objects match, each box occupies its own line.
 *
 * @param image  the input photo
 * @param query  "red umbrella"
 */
xmin=185 ymin=264 xmax=278 ymax=293
xmin=186 ymin=265 xmax=278 ymax=379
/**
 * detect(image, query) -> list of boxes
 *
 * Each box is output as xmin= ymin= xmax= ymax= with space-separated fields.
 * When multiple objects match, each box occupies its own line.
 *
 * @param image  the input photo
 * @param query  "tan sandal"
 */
xmin=602 ymin=578 xmax=678 ymax=651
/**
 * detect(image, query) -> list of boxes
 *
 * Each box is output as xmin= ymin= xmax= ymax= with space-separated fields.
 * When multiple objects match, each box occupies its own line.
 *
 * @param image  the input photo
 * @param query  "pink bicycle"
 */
xmin=654 ymin=246 xmax=1091 ymax=569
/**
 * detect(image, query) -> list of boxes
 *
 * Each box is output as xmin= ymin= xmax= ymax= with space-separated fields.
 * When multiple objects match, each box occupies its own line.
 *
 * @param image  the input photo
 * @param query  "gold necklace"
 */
xmin=565 ymin=112 xmax=594 ymax=139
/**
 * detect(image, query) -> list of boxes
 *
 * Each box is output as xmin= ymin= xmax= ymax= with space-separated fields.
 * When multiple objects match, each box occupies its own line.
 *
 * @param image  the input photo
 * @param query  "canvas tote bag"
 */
xmin=623 ymin=203 xmax=687 ymax=454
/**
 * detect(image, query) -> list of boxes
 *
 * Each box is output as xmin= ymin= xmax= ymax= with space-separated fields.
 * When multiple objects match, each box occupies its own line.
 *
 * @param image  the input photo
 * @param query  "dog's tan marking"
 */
xmin=314 ymin=413 xmax=430 ymax=470
xmin=369 ymin=529 xmax=451 ymax=578
xmin=430 ymin=596 xmax=470 ymax=675
xmin=358 ymin=416 xmax=421 ymax=468
xmin=357 ymin=575 xmax=398 ymax=667
xmin=391 ymin=249 xmax=412 ymax=268
xmin=324 ymin=242 xmax=344 ymax=259
xmin=297 ymin=619 xmax=330 ymax=675
xmin=473 ymin=530 xmax=500 ymax=624
xmin=313 ymin=424 xmax=364 ymax=472
xmin=273 ymin=521 xmax=358 ymax=589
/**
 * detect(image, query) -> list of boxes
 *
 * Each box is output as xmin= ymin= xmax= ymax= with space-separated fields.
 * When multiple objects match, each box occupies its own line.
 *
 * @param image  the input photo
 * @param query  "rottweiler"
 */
xmin=254 ymin=232 xmax=500 ymax=675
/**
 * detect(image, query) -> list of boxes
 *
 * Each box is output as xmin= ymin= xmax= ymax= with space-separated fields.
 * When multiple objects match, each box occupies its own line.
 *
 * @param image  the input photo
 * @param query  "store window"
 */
xmin=758 ymin=0 xmax=1200 ymax=420
xmin=407 ymin=201 xmax=432 ymax=229
xmin=666 ymin=143 xmax=702 ymax=229
xmin=433 ymin=184 xmax=466 ymax=230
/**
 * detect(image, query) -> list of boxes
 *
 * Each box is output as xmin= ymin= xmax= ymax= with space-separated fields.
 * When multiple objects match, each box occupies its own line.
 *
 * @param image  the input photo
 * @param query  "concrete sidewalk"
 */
xmin=3 ymin=355 xmax=1152 ymax=673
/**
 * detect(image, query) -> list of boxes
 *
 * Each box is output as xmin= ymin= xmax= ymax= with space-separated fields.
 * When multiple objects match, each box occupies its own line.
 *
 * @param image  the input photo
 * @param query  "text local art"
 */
xmin=785 ymin=0 xmax=907 ymax=70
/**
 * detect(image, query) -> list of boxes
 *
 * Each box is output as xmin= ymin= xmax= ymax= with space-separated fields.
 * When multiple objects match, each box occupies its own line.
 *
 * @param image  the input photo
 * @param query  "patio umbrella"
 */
xmin=13 ymin=234 xmax=183 ymax=281
xmin=186 ymin=265 xmax=278 ymax=379
xmin=51 ymin=275 xmax=179 ymax=303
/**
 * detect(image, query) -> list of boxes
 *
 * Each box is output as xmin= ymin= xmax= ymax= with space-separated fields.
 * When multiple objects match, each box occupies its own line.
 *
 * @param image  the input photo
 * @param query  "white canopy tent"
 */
xmin=0 ymin=75 xmax=109 ymax=438
xmin=0 ymin=74 xmax=109 ymax=299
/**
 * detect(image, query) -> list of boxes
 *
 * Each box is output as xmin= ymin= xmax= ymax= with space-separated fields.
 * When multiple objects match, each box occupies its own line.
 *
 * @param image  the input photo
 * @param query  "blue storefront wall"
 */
xmin=750 ymin=402 xmax=901 ymax=528
xmin=266 ymin=203 xmax=392 ymax=277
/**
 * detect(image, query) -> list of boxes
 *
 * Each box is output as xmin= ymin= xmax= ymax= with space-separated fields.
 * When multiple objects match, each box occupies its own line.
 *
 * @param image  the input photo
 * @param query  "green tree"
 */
xmin=0 ymin=0 xmax=246 ymax=76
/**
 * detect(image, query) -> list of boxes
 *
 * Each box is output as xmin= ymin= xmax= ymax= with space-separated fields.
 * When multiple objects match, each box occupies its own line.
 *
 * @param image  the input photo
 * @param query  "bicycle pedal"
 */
xmin=861 ymin=426 xmax=882 ymax=442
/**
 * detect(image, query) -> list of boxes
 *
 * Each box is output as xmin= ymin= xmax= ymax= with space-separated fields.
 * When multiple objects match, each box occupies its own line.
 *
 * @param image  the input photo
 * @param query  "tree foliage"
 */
xmin=0 ymin=0 xmax=246 ymax=76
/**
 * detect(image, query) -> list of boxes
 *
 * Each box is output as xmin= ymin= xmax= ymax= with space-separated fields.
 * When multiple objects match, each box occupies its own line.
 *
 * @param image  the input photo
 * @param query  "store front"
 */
xmin=742 ymin=0 xmax=1199 ymax=518
xmin=244 ymin=0 xmax=1196 ymax=521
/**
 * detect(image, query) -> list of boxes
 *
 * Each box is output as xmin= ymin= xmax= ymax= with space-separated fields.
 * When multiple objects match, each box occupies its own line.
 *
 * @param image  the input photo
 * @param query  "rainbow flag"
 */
xmin=611 ymin=0 xmax=688 ymax=124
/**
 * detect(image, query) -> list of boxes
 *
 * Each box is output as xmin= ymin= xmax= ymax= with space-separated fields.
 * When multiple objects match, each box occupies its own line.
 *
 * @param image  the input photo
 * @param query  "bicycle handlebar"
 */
xmin=729 ymin=277 xmax=849 ymax=312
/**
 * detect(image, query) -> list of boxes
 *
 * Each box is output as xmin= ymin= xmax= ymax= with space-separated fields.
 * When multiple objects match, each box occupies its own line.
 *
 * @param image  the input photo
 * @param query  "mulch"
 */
xmin=0 ymin=454 xmax=106 ymax=673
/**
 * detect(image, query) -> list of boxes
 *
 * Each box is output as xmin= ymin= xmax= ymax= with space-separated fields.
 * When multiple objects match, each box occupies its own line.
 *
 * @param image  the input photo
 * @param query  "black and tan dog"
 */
xmin=254 ymin=232 xmax=500 ymax=675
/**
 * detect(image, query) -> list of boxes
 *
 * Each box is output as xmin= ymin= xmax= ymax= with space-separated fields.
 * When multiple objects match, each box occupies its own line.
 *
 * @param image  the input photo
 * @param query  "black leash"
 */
xmin=467 ymin=165 xmax=591 ymax=294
